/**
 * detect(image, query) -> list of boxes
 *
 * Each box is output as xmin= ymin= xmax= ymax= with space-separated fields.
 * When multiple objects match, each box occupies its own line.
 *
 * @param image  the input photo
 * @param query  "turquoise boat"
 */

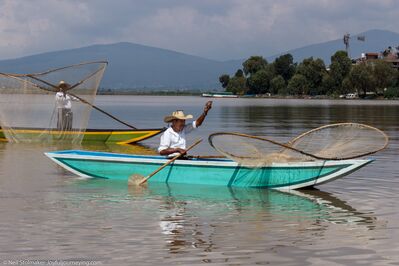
xmin=45 ymin=150 xmax=373 ymax=189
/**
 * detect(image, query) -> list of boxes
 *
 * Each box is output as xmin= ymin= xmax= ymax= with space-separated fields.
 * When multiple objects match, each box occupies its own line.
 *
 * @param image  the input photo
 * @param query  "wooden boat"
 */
xmin=0 ymin=127 xmax=164 ymax=144
xmin=202 ymin=92 xmax=238 ymax=98
xmin=44 ymin=150 xmax=373 ymax=189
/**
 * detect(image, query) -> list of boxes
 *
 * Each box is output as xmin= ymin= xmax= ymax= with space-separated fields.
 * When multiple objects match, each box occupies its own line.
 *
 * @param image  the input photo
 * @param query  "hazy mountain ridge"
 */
xmin=0 ymin=29 xmax=398 ymax=89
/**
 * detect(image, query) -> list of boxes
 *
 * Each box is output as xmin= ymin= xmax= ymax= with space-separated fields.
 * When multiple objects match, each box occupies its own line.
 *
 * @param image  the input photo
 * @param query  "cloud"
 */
xmin=0 ymin=0 xmax=93 ymax=58
xmin=0 ymin=0 xmax=398 ymax=60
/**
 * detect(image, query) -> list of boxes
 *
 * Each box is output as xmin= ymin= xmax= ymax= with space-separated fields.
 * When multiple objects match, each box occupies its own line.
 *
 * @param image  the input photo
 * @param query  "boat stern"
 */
xmin=278 ymin=158 xmax=374 ymax=190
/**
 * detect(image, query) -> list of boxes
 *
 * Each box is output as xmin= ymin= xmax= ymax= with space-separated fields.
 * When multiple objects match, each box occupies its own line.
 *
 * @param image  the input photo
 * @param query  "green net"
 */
xmin=208 ymin=123 xmax=389 ymax=167
xmin=0 ymin=61 xmax=107 ymax=144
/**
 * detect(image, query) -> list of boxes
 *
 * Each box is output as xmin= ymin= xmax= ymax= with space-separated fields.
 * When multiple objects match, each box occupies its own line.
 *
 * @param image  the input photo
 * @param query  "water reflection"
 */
xmin=144 ymin=183 xmax=377 ymax=222
xmin=68 ymin=180 xmax=379 ymax=256
xmin=146 ymin=184 xmax=379 ymax=255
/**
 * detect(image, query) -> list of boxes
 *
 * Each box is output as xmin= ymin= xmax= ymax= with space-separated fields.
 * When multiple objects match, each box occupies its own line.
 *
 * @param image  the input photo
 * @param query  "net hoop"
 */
xmin=2 ymin=61 xmax=108 ymax=94
xmin=209 ymin=123 xmax=389 ymax=162
xmin=287 ymin=123 xmax=389 ymax=159
xmin=4 ymin=61 xmax=108 ymax=77
xmin=0 ymin=73 xmax=41 ymax=89
xmin=0 ymin=61 xmax=107 ymax=144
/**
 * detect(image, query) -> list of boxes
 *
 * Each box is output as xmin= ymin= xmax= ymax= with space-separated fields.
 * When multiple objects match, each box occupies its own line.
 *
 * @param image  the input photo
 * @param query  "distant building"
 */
xmin=355 ymin=46 xmax=399 ymax=69
xmin=361 ymin=52 xmax=380 ymax=60
xmin=384 ymin=56 xmax=399 ymax=69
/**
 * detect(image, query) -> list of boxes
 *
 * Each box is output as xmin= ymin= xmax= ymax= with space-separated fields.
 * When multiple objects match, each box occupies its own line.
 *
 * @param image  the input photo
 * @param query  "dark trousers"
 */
xmin=57 ymin=108 xmax=73 ymax=131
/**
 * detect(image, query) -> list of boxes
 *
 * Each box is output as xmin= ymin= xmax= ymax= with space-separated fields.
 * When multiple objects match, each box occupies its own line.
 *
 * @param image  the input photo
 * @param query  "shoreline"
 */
xmin=96 ymin=92 xmax=398 ymax=100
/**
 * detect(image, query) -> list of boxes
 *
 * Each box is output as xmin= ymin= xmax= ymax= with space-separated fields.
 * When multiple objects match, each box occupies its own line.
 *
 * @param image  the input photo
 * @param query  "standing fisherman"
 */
xmin=55 ymin=81 xmax=78 ymax=130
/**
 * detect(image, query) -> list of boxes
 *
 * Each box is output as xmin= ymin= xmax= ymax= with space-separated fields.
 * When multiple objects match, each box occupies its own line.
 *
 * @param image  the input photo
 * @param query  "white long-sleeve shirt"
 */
xmin=55 ymin=92 xmax=78 ymax=109
xmin=158 ymin=121 xmax=197 ymax=153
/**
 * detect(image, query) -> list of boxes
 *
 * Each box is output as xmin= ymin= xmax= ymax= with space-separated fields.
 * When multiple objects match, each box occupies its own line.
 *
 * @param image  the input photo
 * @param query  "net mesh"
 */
xmin=209 ymin=123 xmax=388 ymax=167
xmin=0 ymin=61 xmax=107 ymax=144
xmin=285 ymin=123 xmax=388 ymax=159
xmin=209 ymin=133 xmax=313 ymax=167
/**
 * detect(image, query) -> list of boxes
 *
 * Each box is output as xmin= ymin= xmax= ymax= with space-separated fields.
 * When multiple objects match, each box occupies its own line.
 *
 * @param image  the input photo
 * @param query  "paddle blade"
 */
xmin=128 ymin=174 xmax=146 ymax=186
xmin=286 ymin=123 xmax=389 ymax=160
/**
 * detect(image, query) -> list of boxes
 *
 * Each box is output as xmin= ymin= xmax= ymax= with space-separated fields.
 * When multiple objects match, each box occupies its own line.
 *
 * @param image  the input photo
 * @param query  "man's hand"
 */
xmin=174 ymin=148 xmax=187 ymax=155
xmin=204 ymin=101 xmax=212 ymax=114
xmin=195 ymin=101 xmax=213 ymax=128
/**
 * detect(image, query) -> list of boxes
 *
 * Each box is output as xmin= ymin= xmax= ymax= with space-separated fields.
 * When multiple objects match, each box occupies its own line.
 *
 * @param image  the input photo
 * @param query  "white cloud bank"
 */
xmin=0 ymin=0 xmax=398 ymax=60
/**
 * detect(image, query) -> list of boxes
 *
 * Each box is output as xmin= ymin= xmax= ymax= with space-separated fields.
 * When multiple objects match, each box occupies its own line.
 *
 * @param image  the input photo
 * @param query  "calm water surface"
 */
xmin=0 ymin=96 xmax=398 ymax=265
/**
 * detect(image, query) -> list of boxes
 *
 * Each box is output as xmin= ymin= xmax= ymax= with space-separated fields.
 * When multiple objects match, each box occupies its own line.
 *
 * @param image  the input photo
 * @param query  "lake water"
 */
xmin=0 ymin=96 xmax=398 ymax=265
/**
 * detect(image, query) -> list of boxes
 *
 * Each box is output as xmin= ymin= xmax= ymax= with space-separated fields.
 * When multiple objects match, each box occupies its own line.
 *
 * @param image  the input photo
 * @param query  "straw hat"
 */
xmin=164 ymin=110 xmax=193 ymax=123
xmin=58 ymin=80 xmax=70 ymax=88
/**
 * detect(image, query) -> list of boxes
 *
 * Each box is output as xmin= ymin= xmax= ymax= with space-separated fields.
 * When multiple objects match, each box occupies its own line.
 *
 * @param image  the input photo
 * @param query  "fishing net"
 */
xmin=208 ymin=132 xmax=313 ymax=167
xmin=208 ymin=123 xmax=388 ymax=167
xmin=284 ymin=123 xmax=388 ymax=160
xmin=0 ymin=61 xmax=107 ymax=144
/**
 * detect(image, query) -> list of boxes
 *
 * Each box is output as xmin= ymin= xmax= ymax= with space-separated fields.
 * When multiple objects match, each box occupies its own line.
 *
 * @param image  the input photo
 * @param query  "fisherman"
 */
xmin=55 ymin=80 xmax=78 ymax=130
xmin=158 ymin=101 xmax=212 ymax=156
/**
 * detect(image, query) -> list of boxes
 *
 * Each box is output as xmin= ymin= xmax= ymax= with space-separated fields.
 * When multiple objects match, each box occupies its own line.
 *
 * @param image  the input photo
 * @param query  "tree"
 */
xmin=347 ymin=63 xmax=374 ymax=97
xmin=320 ymin=73 xmax=335 ymax=95
xmin=246 ymin=69 xmax=273 ymax=94
xmin=235 ymin=69 xmax=244 ymax=77
xmin=273 ymin=54 xmax=296 ymax=81
xmin=341 ymin=77 xmax=353 ymax=95
xmin=270 ymin=75 xmax=286 ymax=94
xmin=226 ymin=76 xmax=247 ymax=95
xmin=372 ymin=61 xmax=397 ymax=92
xmin=219 ymin=74 xmax=230 ymax=88
xmin=243 ymin=56 xmax=268 ymax=76
xmin=296 ymin=57 xmax=327 ymax=95
xmin=277 ymin=86 xmax=290 ymax=96
xmin=384 ymin=87 xmax=399 ymax=99
xmin=287 ymin=74 xmax=309 ymax=95
xmin=329 ymin=50 xmax=352 ymax=91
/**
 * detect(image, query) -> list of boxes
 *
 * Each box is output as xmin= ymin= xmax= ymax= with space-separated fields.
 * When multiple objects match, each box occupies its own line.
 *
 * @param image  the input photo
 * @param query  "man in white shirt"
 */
xmin=55 ymin=80 xmax=78 ymax=130
xmin=158 ymin=101 xmax=212 ymax=156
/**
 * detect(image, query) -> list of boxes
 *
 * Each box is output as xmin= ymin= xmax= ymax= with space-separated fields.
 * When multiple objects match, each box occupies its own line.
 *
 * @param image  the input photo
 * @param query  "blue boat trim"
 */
xmin=48 ymin=150 xmax=228 ymax=162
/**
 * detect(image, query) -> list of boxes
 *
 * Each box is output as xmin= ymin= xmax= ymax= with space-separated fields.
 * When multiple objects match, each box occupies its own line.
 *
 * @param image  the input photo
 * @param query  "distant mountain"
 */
xmin=268 ymin=29 xmax=399 ymax=64
xmin=0 ymin=42 xmax=240 ymax=90
xmin=223 ymin=29 xmax=399 ymax=67
xmin=0 ymin=29 xmax=398 ymax=89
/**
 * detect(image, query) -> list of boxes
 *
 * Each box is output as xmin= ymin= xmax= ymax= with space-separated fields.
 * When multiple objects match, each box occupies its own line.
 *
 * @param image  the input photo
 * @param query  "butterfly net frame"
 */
xmin=284 ymin=123 xmax=388 ymax=160
xmin=208 ymin=123 xmax=388 ymax=167
xmin=0 ymin=61 xmax=107 ymax=144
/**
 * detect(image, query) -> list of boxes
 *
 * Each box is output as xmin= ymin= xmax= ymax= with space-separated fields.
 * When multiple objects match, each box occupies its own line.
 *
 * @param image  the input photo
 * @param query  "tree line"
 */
xmin=219 ymin=51 xmax=399 ymax=98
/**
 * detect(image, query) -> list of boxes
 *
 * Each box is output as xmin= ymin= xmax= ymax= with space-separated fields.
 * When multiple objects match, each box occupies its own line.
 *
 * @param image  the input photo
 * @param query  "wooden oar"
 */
xmin=128 ymin=139 xmax=203 ymax=186
xmin=67 ymin=92 xmax=138 ymax=129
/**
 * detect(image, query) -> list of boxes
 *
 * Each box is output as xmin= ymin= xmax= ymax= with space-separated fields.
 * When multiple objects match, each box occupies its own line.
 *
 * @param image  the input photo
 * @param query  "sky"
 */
xmin=0 ymin=0 xmax=398 ymax=61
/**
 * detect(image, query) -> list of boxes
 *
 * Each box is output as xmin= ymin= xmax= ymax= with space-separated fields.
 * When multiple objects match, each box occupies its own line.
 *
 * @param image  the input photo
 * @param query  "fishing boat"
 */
xmin=0 ymin=127 xmax=164 ymax=145
xmin=201 ymin=92 xmax=238 ymax=98
xmin=44 ymin=150 xmax=372 ymax=190
xmin=0 ymin=62 xmax=167 ymax=145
